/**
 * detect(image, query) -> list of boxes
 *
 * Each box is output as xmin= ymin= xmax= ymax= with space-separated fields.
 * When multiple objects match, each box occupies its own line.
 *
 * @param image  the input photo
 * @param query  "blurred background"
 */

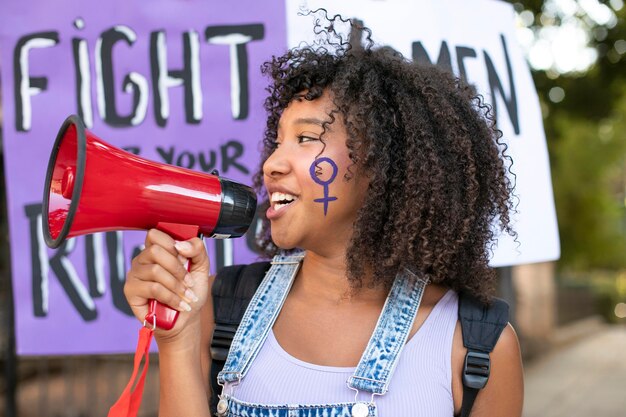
xmin=506 ymin=1 xmax=626 ymax=415
xmin=1 ymin=0 xmax=625 ymax=416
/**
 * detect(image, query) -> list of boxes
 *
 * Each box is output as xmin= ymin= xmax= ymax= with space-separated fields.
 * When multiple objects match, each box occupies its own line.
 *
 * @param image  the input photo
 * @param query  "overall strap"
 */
xmin=217 ymin=252 xmax=304 ymax=385
xmin=210 ymin=261 xmax=270 ymax=413
xmin=458 ymin=293 xmax=509 ymax=417
xmin=348 ymin=270 xmax=428 ymax=396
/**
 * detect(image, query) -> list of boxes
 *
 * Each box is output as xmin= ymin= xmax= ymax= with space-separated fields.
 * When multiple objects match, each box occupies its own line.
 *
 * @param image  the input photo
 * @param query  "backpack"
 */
xmin=209 ymin=262 xmax=509 ymax=417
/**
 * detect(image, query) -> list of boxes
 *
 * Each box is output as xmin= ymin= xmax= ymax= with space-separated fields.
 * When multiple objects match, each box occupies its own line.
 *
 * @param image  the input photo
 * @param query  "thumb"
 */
xmin=174 ymin=237 xmax=210 ymax=274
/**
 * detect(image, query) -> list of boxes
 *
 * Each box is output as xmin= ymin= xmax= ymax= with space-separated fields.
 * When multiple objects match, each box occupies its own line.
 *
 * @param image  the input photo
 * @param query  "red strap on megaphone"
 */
xmin=108 ymin=222 xmax=201 ymax=417
xmin=107 ymin=323 xmax=154 ymax=417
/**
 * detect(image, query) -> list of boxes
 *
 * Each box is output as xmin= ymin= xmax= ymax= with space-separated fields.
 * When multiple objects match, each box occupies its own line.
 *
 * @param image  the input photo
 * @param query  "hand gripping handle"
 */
xmin=144 ymin=222 xmax=201 ymax=331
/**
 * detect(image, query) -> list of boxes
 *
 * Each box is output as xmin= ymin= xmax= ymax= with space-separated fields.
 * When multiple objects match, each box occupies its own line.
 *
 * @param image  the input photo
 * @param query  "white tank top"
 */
xmin=232 ymin=289 xmax=458 ymax=416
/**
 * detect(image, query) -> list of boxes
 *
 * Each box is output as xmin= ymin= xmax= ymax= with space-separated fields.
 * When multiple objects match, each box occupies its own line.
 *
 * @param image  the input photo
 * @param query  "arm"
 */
xmin=452 ymin=323 xmax=524 ymax=417
xmin=156 ymin=317 xmax=211 ymax=417
xmin=470 ymin=324 xmax=524 ymax=416
xmin=124 ymin=229 xmax=214 ymax=417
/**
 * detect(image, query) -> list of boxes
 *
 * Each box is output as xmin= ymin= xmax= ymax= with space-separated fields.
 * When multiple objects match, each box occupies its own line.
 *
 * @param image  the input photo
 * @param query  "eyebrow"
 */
xmin=279 ymin=117 xmax=333 ymax=132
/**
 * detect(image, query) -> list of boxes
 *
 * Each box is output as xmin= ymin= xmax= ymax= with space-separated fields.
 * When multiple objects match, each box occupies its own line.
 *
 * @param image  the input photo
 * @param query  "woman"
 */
xmin=124 ymin=14 xmax=523 ymax=417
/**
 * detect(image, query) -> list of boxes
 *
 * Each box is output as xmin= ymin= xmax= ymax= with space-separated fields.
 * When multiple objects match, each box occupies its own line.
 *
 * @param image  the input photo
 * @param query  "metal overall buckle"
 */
xmin=216 ymin=372 xmax=242 ymax=416
xmin=347 ymin=377 xmax=380 ymax=417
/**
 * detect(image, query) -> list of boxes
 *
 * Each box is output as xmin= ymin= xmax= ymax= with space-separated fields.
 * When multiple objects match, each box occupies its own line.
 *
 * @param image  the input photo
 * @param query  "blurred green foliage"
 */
xmin=550 ymin=96 xmax=626 ymax=270
xmin=509 ymin=0 xmax=626 ymax=271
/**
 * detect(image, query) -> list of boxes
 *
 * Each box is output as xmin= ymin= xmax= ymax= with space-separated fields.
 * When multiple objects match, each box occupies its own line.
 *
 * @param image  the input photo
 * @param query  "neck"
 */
xmin=293 ymin=250 xmax=386 ymax=304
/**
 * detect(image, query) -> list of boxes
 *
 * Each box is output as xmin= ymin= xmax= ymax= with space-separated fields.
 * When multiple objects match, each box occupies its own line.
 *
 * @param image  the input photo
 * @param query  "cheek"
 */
xmin=306 ymin=154 xmax=360 ymax=217
xmin=308 ymin=148 xmax=353 ymax=182
xmin=309 ymin=157 xmax=340 ymax=184
xmin=306 ymin=157 xmax=342 ymax=216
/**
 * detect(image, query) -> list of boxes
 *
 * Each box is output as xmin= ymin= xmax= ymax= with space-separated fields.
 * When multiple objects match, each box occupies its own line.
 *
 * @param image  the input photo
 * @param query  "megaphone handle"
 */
xmin=145 ymin=222 xmax=202 ymax=331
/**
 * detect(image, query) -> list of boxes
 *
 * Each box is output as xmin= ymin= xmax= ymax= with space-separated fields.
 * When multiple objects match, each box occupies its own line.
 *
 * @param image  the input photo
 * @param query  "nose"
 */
xmin=263 ymin=145 xmax=290 ymax=179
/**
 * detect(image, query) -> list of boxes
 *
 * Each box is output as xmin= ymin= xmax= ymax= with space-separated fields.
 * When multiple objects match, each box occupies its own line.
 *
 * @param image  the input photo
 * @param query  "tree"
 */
xmin=509 ymin=0 xmax=626 ymax=270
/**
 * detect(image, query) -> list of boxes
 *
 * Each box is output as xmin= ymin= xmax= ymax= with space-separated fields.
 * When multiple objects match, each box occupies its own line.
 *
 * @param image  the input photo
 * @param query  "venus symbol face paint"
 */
xmin=309 ymin=157 xmax=338 ymax=216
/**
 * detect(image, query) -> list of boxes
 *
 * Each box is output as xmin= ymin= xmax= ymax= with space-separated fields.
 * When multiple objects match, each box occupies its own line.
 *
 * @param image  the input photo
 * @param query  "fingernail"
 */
xmin=179 ymin=301 xmax=192 ymax=312
xmin=184 ymin=273 xmax=194 ymax=287
xmin=178 ymin=255 xmax=188 ymax=265
xmin=185 ymin=289 xmax=199 ymax=303
xmin=174 ymin=241 xmax=192 ymax=252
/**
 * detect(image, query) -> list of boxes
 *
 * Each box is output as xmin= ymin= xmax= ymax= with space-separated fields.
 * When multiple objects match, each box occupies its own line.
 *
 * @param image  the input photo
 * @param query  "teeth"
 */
xmin=270 ymin=191 xmax=298 ymax=211
xmin=271 ymin=192 xmax=297 ymax=203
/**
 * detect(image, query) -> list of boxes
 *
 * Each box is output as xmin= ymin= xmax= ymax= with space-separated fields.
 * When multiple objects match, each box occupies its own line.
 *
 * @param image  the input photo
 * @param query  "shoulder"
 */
xmin=472 ymin=324 xmax=523 ymax=416
xmin=452 ymin=320 xmax=524 ymax=417
xmin=492 ymin=324 xmax=522 ymax=359
xmin=451 ymin=295 xmax=523 ymax=416
xmin=489 ymin=324 xmax=523 ymax=382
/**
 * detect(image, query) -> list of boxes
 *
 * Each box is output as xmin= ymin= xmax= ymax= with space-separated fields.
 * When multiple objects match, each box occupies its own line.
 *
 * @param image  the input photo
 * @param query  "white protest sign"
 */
xmin=286 ymin=0 xmax=561 ymax=266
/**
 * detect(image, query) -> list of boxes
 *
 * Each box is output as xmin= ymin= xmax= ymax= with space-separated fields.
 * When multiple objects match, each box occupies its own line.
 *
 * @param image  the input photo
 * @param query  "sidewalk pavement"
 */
xmin=523 ymin=323 xmax=626 ymax=417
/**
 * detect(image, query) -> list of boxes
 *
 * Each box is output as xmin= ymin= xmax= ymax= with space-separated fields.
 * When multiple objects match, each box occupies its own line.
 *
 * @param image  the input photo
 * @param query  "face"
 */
xmin=263 ymin=92 xmax=369 ymax=255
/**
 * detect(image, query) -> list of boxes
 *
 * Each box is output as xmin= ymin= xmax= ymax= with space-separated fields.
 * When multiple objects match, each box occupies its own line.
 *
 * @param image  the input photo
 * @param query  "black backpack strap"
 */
xmin=209 ymin=261 xmax=270 ymax=415
xmin=458 ymin=293 xmax=509 ymax=417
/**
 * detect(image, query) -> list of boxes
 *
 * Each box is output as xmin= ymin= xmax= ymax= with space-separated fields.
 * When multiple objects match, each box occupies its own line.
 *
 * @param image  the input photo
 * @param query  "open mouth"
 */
xmin=271 ymin=192 xmax=298 ymax=211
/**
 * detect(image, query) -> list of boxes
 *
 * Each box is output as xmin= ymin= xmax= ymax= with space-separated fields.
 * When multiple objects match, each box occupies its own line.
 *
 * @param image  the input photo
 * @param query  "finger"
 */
xmin=144 ymin=228 xmax=178 ymax=256
xmin=174 ymin=238 xmax=210 ymax=274
xmin=130 ymin=262 xmax=199 ymax=305
xmin=174 ymin=247 xmax=191 ymax=275
xmin=124 ymin=275 xmax=193 ymax=313
xmin=135 ymin=243 xmax=194 ymax=287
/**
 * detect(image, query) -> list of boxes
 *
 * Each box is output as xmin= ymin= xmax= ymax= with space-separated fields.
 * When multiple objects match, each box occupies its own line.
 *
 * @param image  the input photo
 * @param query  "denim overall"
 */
xmin=216 ymin=252 xmax=428 ymax=417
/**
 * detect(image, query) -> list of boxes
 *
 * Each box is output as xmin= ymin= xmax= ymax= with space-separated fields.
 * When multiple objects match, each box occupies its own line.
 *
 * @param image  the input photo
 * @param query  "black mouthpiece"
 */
xmin=212 ymin=178 xmax=257 ymax=238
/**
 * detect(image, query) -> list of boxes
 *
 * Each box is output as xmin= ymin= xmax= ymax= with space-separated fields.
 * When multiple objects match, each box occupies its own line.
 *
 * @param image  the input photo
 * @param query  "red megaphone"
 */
xmin=42 ymin=115 xmax=257 ymax=329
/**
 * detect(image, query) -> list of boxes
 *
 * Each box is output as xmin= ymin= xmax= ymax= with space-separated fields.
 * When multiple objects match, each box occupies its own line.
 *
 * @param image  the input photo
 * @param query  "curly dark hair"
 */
xmin=253 ymin=12 xmax=516 ymax=302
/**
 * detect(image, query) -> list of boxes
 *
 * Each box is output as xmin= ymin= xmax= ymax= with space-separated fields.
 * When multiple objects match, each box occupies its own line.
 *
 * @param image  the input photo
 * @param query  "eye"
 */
xmin=297 ymin=135 xmax=320 ymax=144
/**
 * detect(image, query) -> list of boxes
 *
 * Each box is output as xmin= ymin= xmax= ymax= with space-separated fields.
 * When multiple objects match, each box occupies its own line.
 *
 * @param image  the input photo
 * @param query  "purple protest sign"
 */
xmin=0 ymin=0 xmax=287 ymax=355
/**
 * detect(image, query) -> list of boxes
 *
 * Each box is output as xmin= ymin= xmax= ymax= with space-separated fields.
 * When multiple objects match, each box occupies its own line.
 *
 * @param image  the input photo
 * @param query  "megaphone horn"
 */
xmin=42 ymin=115 xmax=257 ymax=329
